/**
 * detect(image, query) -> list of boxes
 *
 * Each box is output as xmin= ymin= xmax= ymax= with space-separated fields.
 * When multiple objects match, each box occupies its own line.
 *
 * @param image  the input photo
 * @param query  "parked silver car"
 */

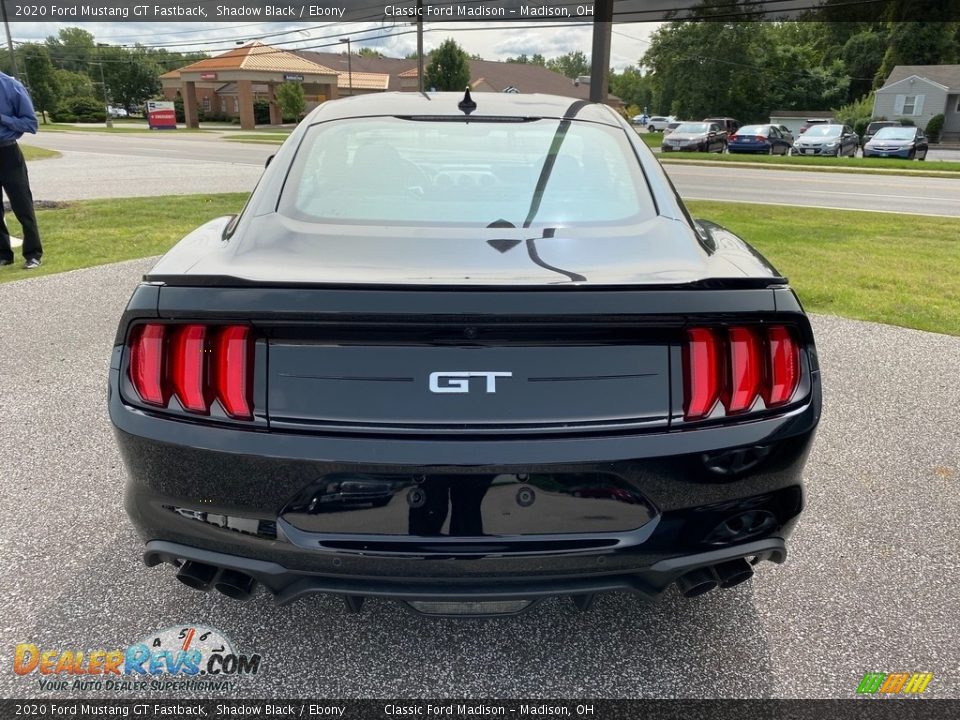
xmin=792 ymin=124 xmax=859 ymax=157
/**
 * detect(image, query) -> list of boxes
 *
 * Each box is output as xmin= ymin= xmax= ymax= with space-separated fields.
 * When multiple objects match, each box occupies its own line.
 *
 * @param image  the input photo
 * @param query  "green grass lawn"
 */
xmin=637 ymin=132 xmax=662 ymax=149
xmin=223 ymin=134 xmax=288 ymax=145
xmin=2 ymin=193 xmax=957 ymax=335
xmin=1 ymin=194 xmax=247 ymax=283
xmin=21 ymin=145 xmax=61 ymax=161
xmin=686 ymin=200 xmax=960 ymax=336
xmin=661 ymin=151 xmax=960 ymax=175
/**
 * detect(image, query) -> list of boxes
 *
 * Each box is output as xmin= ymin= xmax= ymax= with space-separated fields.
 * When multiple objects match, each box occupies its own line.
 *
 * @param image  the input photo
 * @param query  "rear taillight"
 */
xmin=129 ymin=324 xmax=167 ymax=407
xmin=726 ymin=327 xmax=763 ymax=413
xmin=728 ymin=134 xmax=738 ymax=142
xmin=127 ymin=323 xmax=254 ymax=420
xmin=755 ymin=135 xmax=766 ymax=143
xmin=214 ymin=326 xmax=253 ymax=420
xmin=684 ymin=325 xmax=801 ymax=421
xmin=683 ymin=328 xmax=722 ymax=420
xmin=765 ymin=325 xmax=800 ymax=407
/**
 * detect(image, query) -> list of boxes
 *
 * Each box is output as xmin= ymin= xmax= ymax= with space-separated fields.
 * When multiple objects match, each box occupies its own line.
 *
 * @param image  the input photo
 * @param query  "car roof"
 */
xmin=306 ymin=92 xmax=622 ymax=125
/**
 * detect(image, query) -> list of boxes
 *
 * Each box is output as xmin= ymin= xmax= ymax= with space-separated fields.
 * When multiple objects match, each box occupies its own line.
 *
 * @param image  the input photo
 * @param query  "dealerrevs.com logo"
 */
xmin=14 ymin=626 xmax=262 ymax=693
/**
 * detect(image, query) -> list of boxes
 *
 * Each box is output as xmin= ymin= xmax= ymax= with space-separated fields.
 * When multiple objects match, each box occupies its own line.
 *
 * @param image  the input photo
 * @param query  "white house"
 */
xmin=873 ymin=65 xmax=960 ymax=141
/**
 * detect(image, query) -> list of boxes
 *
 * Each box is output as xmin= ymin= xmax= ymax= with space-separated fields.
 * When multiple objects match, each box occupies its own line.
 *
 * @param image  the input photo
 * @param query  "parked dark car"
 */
xmin=111 ymin=92 xmax=820 ymax=616
xmin=776 ymin=125 xmax=795 ymax=145
xmin=727 ymin=124 xmax=792 ymax=155
xmin=860 ymin=121 xmax=898 ymax=148
xmin=703 ymin=117 xmax=740 ymax=138
xmin=661 ymin=121 xmax=727 ymax=152
xmin=862 ymin=126 xmax=929 ymax=160
xmin=792 ymin=124 xmax=859 ymax=156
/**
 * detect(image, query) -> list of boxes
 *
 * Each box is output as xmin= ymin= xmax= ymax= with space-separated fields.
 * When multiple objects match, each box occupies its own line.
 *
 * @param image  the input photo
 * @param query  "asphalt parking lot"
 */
xmin=1 ymin=259 xmax=957 ymax=699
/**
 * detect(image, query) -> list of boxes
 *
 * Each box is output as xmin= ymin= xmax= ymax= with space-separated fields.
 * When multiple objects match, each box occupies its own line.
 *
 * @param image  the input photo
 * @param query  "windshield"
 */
xmin=872 ymin=127 xmax=916 ymax=141
xmin=803 ymin=125 xmax=841 ymax=138
xmin=278 ymin=117 xmax=656 ymax=228
xmin=737 ymin=125 xmax=767 ymax=135
xmin=674 ymin=123 xmax=710 ymax=134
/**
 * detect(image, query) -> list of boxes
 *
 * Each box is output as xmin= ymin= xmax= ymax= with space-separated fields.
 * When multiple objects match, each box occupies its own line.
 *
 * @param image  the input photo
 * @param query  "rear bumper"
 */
xmin=144 ymin=537 xmax=787 ymax=606
xmin=113 ymin=381 xmax=817 ymax=606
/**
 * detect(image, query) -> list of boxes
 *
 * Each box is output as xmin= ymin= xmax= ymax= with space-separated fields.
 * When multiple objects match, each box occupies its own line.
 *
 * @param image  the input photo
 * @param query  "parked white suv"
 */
xmin=646 ymin=116 xmax=676 ymax=132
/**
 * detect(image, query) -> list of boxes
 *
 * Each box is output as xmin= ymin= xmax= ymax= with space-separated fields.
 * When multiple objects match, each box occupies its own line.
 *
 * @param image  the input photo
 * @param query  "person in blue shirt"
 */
xmin=0 ymin=71 xmax=43 ymax=269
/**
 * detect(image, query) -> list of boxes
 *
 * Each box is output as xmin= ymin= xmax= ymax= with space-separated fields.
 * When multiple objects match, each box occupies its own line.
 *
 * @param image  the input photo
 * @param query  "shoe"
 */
xmin=0 ymin=258 xmax=13 ymax=266
xmin=23 ymin=257 xmax=41 ymax=270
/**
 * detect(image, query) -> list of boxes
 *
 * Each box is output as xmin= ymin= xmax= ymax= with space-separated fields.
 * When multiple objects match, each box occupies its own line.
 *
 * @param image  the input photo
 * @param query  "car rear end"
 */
xmin=728 ymin=126 xmax=773 ymax=154
xmin=110 ymin=94 xmax=820 ymax=615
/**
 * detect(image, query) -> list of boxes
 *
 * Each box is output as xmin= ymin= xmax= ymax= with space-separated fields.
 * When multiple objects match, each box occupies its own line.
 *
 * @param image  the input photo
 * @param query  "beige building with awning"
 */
xmin=160 ymin=42 xmax=342 ymax=130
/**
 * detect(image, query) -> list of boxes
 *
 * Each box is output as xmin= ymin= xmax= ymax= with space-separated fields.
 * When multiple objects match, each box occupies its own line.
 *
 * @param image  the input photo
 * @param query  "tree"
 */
xmin=841 ymin=30 xmax=888 ymax=100
xmin=19 ymin=44 xmax=60 ymax=123
xmin=609 ymin=66 xmax=652 ymax=111
xmin=506 ymin=53 xmax=546 ymax=67
xmin=45 ymin=27 xmax=95 ymax=73
xmin=546 ymin=51 xmax=589 ymax=79
xmin=53 ymin=68 xmax=95 ymax=100
xmin=424 ymin=39 xmax=471 ymax=91
xmin=357 ymin=47 xmax=384 ymax=58
xmin=275 ymin=82 xmax=306 ymax=121
xmin=101 ymin=45 xmax=161 ymax=111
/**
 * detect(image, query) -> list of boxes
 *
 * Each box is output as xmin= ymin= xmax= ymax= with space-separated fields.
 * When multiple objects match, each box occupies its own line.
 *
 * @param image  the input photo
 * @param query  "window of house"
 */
xmin=902 ymin=95 xmax=916 ymax=115
xmin=956 ymin=96 xmax=960 ymax=113
xmin=202 ymin=97 xmax=211 ymax=111
xmin=233 ymin=98 xmax=239 ymax=112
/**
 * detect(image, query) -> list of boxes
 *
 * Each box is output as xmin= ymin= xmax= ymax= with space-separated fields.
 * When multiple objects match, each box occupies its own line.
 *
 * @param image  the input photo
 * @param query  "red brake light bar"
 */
xmin=684 ymin=325 xmax=801 ymax=421
xmin=128 ymin=323 xmax=254 ymax=420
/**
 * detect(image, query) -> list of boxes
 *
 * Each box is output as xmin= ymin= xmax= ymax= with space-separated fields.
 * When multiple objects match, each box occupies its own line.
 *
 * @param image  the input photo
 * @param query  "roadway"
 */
xmin=23 ymin=132 xmax=960 ymax=217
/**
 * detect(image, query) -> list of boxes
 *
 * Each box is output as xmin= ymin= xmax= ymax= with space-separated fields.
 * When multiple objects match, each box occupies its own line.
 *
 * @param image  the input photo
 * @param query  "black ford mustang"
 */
xmin=110 ymin=92 xmax=820 ymax=616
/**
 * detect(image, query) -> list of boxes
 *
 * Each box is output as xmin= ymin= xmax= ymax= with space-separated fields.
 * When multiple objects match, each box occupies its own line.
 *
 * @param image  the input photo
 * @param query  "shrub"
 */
xmin=897 ymin=118 xmax=915 ymax=127
xmin=51 ymin=96 xmax=106 ymax=123
xmin=925 ymin=113 xmax=945 ymax=143
xmin=853 ymin=117 xmax=871 ymax=137
xmin=253 ymin=99 xmax=271 ymax=125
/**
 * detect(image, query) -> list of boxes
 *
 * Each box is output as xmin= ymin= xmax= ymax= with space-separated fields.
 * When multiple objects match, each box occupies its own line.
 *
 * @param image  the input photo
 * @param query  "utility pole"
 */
xmin=96 ymin=43 xmax=112 ymax=128
xmin=589 ymin=0 xmax=613 ymax=103
xmin=1 ymin=0 xmax=19 ymax=79
xmin=339 ymin=37 xmax=352 ymax=96
xmin=416 ymin=0 xmax=424 ymax=93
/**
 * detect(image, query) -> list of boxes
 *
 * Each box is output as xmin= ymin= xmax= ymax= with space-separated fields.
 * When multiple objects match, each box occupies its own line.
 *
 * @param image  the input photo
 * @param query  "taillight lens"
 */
xmin=726 ymin=327 xmax=763 ymax=413
xmin=214 ymin=326 xmax=253 ymax=420
xmin=127 ymin=323 xmax=254 ymax=420
xmin=765 ymin=326 xmax=800 ymax=407
xmin=683 ymin=324 xmax=801 ymax=421
xmin=683 ymin=328 xmax=722 ymax=420
xmin=129 ymin=324 xmax=167 ymax=406
xmin=169 ymin=325 xmax=208 ymax=413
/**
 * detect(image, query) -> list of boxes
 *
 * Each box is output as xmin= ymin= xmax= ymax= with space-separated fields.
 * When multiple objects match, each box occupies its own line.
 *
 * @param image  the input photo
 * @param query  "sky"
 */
xmin=7 ymin=21 xmax=659 ymax=71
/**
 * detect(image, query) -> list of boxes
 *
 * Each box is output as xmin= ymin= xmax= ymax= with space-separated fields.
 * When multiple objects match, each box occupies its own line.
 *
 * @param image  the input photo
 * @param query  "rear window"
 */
xmin=278 ymin=117 xmax=656 ymax=228
xmin=737 ymin=125 xmax=767 ymax=135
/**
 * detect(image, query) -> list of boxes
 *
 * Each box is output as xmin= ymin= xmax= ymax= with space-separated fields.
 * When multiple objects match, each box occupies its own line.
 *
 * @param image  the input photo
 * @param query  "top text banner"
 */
xmin=3 ymin=0 xmax=942 ymax=23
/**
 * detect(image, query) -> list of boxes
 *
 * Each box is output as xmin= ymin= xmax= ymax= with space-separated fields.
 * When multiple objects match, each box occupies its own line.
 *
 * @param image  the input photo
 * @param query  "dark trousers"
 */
xmin=0 ymin=143 xmax=43 ymax=262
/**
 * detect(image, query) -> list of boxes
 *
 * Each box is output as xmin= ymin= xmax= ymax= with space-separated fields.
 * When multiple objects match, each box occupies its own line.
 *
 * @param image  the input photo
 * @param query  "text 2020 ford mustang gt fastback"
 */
xmin=109 ymin=92 xmax=820 ymax=615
